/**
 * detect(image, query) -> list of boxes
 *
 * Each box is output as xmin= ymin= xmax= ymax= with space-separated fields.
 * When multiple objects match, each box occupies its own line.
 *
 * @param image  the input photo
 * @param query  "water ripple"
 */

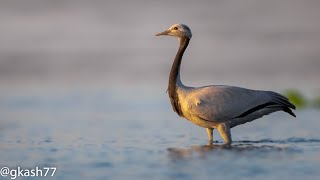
xmin=234 ymin=137 xmax=320 ymax=144
xmin=167 ymin=137 xmax=317 ymax=159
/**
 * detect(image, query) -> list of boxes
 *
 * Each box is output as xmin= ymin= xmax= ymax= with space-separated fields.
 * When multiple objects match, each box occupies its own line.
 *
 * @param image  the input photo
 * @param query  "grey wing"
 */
xmin=186 ymin=85 xmax=295 ymax=123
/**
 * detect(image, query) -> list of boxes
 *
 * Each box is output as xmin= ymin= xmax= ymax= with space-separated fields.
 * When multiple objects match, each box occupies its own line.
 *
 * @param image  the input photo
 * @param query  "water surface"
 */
xmin=0 ymin=88 xmax=319 ymax=180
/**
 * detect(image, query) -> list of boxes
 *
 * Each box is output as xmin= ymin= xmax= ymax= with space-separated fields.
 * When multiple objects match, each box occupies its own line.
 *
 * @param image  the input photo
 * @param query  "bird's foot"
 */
xmin=221 ymin=142 xmax=232 ymax=148
xmin=207 ymin=139 xmax=213 ymax=145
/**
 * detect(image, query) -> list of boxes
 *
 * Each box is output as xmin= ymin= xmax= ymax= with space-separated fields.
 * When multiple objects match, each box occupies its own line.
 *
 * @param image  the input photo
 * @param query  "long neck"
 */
xmin=168 ymin=36 xmax=190 ymax=117
xmin=169 ymin=37 xmax=190 ymax=88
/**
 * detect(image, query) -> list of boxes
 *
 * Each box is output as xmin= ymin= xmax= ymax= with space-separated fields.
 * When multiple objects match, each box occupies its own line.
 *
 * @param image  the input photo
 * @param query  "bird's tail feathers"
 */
xmin=267 ymin=91 xmax=296 ymax=117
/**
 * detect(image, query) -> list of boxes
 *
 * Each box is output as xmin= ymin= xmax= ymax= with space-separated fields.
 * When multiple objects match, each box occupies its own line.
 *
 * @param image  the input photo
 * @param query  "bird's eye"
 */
xmin=173 ymin=27 xmax=178 ymax=30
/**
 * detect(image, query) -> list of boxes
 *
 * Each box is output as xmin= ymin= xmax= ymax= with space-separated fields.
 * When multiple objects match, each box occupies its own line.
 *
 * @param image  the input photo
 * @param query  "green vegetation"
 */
xmin=283 ymin=89 xmax=308 ymax=109
xmin=283 ymin=89 xmax=320 ymax=109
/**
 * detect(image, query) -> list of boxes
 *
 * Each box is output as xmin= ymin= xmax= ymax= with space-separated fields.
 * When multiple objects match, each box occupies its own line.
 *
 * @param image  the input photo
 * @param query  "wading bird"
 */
xmin=156 ymin=24 xmax=296 ymax=145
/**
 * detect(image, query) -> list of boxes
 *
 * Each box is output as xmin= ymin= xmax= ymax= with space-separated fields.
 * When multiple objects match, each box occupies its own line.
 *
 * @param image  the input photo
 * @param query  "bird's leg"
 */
xmin=206 ymin=128 xmax=213 ymax=145
xmin=217 ymin=123 xmax=232 ymax=145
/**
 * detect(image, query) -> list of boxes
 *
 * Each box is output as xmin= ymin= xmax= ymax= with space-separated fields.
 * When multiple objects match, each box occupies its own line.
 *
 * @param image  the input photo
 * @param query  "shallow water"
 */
xmin=0 ymin=88 xmax=320 ymax=180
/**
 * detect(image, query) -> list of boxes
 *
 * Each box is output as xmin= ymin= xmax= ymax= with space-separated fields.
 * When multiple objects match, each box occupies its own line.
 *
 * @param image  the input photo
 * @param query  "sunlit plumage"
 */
xmin=156 ymin=24 xmax=296 ymax=145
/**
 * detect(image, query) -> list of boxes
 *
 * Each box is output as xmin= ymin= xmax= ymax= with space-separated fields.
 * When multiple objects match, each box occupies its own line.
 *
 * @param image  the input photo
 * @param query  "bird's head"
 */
xmin=156 ymin=24 xmax=192 ymax=39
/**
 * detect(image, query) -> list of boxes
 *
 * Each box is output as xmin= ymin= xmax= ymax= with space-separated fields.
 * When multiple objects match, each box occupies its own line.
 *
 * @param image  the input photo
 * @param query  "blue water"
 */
xmin=0 ymin=88 xmax=319 ymax=180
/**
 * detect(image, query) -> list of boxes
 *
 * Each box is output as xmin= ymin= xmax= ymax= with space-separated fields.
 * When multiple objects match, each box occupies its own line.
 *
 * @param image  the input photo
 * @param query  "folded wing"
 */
xmin=186 ymin=85 xmax=295 ymax=123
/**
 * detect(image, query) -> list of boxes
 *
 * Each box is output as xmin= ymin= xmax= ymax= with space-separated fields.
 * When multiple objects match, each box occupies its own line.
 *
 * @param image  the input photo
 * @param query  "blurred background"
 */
xmin=0 ymin=0 xmax=320 ymax=179
xmin=1 ymin=0 xmax=319 ymax=94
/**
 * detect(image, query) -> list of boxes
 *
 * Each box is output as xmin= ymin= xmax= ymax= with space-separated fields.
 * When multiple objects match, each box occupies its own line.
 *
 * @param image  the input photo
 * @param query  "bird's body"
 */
xmin=174 ymin=84 xmax=294 ymax=127
xmin=156 ymin=24 xmax=296 ymax=145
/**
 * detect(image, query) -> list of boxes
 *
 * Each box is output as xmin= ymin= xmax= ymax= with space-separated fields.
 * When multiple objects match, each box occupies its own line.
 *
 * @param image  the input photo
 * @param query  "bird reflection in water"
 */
xmin=167 ymin=142 xmax=289 ymax=160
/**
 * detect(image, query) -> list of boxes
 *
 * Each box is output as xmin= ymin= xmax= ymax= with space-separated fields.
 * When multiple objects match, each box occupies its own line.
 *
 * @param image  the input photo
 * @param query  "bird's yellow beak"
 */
xmin=155 ymin=30 xmax=170 ymax=36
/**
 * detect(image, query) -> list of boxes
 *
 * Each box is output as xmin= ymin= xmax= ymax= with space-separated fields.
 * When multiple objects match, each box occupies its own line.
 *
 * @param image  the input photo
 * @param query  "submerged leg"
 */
xmin=206 ymin=128 xmax=213 ymax=145
xmin=217 ymin=123 xmax=232 ymax=145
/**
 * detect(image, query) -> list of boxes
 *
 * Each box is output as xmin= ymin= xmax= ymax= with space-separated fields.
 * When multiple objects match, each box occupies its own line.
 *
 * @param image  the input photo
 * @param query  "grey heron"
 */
xmin=156 ymin=24 xmax=296 ymax=145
